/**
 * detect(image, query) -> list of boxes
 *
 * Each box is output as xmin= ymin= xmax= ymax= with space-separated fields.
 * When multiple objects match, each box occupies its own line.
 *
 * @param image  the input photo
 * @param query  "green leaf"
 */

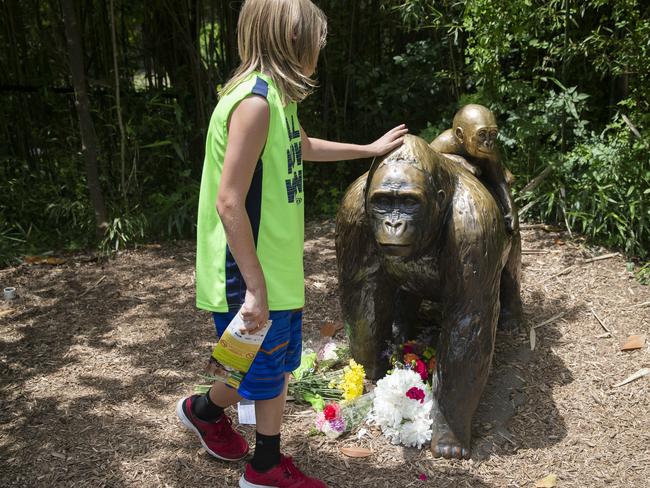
xmin=140 ymin=140 xmax=172 ymax=149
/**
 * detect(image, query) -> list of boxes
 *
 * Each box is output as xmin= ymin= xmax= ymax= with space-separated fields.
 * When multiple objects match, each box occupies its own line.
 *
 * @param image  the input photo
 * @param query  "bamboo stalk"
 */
xmin=110 ymin=0 xmax=127 ymax=199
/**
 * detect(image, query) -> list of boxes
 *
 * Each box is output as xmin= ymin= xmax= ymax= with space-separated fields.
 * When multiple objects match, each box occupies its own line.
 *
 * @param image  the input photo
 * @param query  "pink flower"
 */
xmin=323 ymin=403 xmax=340 ymax=421
xmin=414 ymin=359 xmax=428 ymax=382
xmin=418 ymin=473 xmax=428 ymax=481
xmin=315 ymin=411 xmax=326 ymax=429
xmin=406 ymin=386 xmax=425 ymax=403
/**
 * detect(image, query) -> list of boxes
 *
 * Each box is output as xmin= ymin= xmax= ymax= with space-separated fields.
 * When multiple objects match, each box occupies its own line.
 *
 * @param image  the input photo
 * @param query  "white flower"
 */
xmin=369 ymin=368 xmax=433 ymax=448
xmin=321 ymin=421 xmax=343 ymax=439
xmin=380 ymin=425 xmax=402 ymax=445
xmin=399 ymin=415 xmax=433 ymax=448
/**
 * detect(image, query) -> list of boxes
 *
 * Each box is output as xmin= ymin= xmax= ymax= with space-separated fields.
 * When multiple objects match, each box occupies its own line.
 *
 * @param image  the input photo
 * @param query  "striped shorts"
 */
xmin=212 ymin=309 xmax=302 ymax=401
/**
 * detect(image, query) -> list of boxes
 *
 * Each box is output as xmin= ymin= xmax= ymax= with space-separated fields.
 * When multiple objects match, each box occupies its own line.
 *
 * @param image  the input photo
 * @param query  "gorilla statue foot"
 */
xmin=430 ymin=401 xmax=471 ymax=460
xmin=431 ymin=426 xmax=470 ymax=460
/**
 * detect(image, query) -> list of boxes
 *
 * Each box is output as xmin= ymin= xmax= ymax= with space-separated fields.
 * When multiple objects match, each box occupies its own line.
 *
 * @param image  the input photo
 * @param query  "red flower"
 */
xmin=323 ymin=403 xmax=339 ymax=420
xmin=402 ymin=343 xmax=415 ymax=355
xmin=418 ymin=473 xmax=428 ymax=481
xmin=414 ymin=359 xmax=428 ymax=382
xmin=406 ymin=387 xmax=425 ymax=403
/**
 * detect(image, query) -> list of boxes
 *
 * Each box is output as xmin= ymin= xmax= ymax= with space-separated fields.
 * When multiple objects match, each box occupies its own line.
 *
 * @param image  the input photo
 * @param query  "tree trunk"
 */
xmin=61 ymin=0 xmax=108 ymax=238
xmin=109 ymin=0 xmax=127 ymax=199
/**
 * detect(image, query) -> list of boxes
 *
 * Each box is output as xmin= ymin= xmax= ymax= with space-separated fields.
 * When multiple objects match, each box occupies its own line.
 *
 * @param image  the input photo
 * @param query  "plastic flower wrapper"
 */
xmin=340 ymin=391 xmax=374 ymax=428
xmin=368 ymin=368 xmax=433 ymax=448
xmin=292 ymin=350 xmax=317 ymax=381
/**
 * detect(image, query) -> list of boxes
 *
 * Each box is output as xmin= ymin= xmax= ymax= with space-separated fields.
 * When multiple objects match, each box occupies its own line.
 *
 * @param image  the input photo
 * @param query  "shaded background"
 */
xmin=0 ymin=0 xmax=648 ymax=264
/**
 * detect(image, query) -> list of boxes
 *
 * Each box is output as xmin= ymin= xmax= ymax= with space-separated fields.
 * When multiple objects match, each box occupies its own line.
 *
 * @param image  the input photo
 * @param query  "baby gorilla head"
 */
xmin=452 ymin=104 xmax=498 ymax=159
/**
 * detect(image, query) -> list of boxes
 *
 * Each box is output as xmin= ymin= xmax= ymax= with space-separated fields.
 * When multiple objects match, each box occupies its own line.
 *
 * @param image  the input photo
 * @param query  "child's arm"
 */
xmin=217 ymin=95 xmax=270 ymax=330
xmin=300 ymin=124 xmax=408 ymax=161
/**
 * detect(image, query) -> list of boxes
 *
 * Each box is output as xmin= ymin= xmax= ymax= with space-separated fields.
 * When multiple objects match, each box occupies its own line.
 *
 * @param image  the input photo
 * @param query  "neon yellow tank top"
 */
xmin=196 ymin=72 xmax=304 ymax=312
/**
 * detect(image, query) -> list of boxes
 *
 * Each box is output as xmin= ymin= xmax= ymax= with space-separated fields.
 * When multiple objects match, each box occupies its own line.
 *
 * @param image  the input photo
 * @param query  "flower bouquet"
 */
xmin=315 ymin=393 xmax=375 ymax=439
xmin=312 ymin=359 xmax=373 ymax=439
xmin=289 ymin=354 xmax=371 ymax=439
xmin=288 ymin=349 xmax=344 ymax=410
xmin=392 ymin=341 xmax=436 ymax=384
xmin=368 ymin=367 xmax=434 ymax=448
xmin=288 ymin=342 xmax=354 ymax=409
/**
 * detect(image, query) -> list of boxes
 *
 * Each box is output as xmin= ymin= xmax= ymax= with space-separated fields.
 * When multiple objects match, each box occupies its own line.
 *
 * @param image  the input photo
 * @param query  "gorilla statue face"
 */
xmin=453 ymin=104 xmax=499 ymax=159
xmin=465 ymin=125 xmax=498 ymax=158
xmin=366 ymin=161 xmax=432 ymax=257
xmin=465 ymin=124 xmax=498 ymax=157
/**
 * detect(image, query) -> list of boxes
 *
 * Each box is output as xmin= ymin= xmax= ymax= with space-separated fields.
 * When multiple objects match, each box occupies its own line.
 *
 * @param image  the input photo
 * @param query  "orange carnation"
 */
xmin=403 ymin=353 xmax=419 ymax=365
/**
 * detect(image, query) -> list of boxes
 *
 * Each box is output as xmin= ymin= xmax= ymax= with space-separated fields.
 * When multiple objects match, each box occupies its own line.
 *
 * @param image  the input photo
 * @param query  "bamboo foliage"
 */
xmin=0 ymin=0 xmax=647 ymax=260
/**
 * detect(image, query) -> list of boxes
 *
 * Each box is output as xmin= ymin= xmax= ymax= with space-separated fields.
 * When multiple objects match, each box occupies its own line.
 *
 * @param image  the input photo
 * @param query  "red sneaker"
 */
xmin=239 ymin=455 xmax=328 ymax=488
xmin=176 ymin=395 xmax=249 ymax=461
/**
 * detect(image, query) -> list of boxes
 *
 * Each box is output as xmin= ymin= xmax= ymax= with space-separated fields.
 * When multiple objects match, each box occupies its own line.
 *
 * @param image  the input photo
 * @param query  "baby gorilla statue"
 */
xmin=431 ymin=104 xmax=518 ymax=234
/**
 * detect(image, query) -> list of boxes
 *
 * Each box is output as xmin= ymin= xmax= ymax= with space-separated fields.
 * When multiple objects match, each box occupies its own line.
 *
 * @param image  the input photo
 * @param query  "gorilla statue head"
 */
xmin=452 ymin=104 xmax=499 ymax=159
xmin=365 ymin=135 xmax=454 ymax=257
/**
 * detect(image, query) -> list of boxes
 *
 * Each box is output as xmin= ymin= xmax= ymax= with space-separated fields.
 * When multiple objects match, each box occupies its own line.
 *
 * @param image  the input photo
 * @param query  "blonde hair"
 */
xmin=220 ymin=0 xmax=327 ymax=104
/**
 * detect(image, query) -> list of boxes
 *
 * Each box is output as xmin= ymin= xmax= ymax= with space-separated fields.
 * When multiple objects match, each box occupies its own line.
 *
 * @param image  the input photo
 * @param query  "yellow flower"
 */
xmin=336 ymin=359 xmax=365 ymax=401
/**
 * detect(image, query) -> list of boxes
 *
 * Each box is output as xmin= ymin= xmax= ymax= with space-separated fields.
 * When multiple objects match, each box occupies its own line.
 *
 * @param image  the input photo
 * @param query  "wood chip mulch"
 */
xmin=0 ymin=221 xmax=648 ymax=487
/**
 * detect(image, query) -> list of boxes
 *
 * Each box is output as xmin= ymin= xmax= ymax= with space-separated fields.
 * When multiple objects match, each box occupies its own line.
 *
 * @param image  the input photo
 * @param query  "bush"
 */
xmin=555 ymin=120 xmax=648 ymax=258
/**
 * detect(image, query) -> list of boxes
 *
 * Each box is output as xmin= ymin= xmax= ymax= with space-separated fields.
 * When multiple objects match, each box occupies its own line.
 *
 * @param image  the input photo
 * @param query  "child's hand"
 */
xmin=367 ymin=124 xmax=408 ymax=157
xmin=240 ymin=288 xmax=270 ymax=334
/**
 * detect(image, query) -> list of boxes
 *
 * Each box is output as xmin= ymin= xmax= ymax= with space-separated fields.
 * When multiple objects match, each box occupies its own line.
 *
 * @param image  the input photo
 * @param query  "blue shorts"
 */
xmin=212 ymin=309 xmax=302 ymax=401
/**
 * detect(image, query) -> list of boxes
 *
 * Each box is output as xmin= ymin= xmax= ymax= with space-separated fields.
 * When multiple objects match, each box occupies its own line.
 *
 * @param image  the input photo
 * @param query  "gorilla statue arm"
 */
xmin=430 ymin=129 xmax=482 ymax=177
xmin=335 ymin=175 xmax=398 ymax=379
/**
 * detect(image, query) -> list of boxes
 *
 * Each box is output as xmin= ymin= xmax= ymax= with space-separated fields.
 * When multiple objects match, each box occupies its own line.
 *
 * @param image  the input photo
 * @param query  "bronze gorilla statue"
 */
xmin=335 ymin=134 xmax=522 ymax=459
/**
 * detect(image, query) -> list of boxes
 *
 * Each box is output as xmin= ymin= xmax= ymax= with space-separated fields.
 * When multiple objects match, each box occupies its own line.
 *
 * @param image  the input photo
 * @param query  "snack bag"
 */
xmin=207 ymin=311 xmax=271 ymax=389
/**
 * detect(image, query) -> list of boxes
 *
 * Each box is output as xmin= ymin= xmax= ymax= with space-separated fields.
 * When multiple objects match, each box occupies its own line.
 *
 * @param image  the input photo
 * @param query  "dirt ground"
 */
xmin=1 ymin=221 xmax=648 ymax=488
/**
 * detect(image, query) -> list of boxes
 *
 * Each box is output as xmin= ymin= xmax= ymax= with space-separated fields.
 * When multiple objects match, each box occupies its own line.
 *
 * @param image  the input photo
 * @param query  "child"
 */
xmin=176 ymin=1 xmax=407 ymax=487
